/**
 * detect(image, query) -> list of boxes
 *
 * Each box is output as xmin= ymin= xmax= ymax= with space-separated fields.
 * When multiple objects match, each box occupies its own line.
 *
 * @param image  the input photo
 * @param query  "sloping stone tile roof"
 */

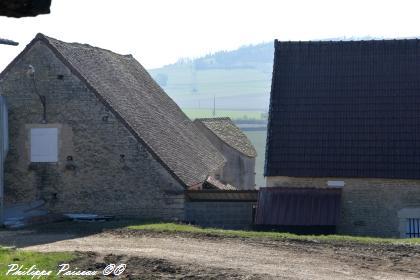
xmin=14 ymin=34 xmax=226 ymax=187
xmin=194 ymin=117 xmax=257 ymax=158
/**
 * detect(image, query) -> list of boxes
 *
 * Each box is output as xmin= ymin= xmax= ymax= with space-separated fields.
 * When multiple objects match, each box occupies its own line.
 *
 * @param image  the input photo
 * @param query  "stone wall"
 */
xmin=185 ymin=201 xmax=255 ymax=229
xmin=195 ymin=122 xmax=256 ymax=190
xmin=266 ymin=176 xmax=420 ymax=237
xmin=0 ymin=41 xmax=185 ymax=220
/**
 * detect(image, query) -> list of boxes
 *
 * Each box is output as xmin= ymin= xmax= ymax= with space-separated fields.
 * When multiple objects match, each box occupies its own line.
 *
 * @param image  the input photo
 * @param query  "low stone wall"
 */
xmin=185 ymin=201 xmax=255 ymax=229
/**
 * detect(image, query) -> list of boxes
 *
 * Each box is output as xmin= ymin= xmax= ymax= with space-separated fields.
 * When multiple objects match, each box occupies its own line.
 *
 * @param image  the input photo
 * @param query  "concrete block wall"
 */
xmin=266 ymin=176 xmax=420 ymax=237
xmin=0 ymin=41 xmax=185 ymax=220
xmin=185 ymin=201 xmax=255 ymax=229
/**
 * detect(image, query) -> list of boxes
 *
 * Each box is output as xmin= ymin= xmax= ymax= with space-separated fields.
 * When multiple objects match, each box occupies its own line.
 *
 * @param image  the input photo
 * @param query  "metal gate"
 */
xmin=406 ymin=218 xmax=420 ymax=238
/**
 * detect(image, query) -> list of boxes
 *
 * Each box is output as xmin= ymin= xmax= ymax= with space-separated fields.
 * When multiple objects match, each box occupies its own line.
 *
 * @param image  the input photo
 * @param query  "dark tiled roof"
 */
xmin=194 ymin=117 xmax=257 ymax=157
xmin=266 ymin=39 xmax=420 ymax=179
xmin=25 ymin=34 xmax=225 ymax=187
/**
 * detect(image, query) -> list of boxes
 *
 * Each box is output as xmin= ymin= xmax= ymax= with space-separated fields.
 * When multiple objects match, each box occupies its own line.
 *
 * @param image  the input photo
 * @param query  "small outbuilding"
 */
xmin=194 ymin=117 xmax=257 ymax=190
xmin=262 ymin=38 xmax=420 ymax=238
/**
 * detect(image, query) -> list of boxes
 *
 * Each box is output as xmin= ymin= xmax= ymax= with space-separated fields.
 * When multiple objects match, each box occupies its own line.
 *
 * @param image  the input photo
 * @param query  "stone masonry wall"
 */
xmin=0 ymin=41 xmax=185 ymax=220
xmin=266 ymin=176 xmax=420 ymax=237
xmin=185 ymin=201 xmax=255 ymax=229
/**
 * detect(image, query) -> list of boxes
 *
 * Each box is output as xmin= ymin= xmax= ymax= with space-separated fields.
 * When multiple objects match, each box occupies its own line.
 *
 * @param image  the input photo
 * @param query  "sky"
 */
xmin=1 ymin=0 xmax=420 ymax=70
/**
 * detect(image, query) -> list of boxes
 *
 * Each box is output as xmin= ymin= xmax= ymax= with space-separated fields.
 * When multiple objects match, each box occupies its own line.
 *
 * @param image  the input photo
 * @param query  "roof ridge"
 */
xmin=266 ymin=35 xmax=420 ymax=179
xmin=195 ymin=117 xmax=231 ymax=122
xmin=275 ymin=38 xmax=420 ymax=45
xmin=37 ymin=33 xmax=135 ymax=59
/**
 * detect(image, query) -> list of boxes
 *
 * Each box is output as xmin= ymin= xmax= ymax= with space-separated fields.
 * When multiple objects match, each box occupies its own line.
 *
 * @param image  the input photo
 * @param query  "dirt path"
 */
xmin=1 ymin=227 xmax=420 ymax=279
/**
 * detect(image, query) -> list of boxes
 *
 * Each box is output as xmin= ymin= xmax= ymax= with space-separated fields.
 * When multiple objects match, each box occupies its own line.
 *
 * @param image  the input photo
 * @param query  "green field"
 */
xmin=148 ymin=42 xmax=272 ymax=113
xmin=151 ymin=64 xmax=271 ymax=97
xmin=149 ymin=64 xmax=272 ymax=110
xmin=150 ymin=44 xmax=272 ymax=187
xmin=183 ymin=108 xmax=267 ymax=120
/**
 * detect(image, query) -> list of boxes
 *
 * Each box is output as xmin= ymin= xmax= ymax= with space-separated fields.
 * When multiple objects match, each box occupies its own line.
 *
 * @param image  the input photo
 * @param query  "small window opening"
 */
xmin=30 ymin=128 xmax=58 ymax=162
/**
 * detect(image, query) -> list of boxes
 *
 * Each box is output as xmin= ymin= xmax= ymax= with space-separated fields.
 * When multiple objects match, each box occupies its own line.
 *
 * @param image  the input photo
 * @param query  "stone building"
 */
xmin=194 ymin=117 xmax=257 ymax=190
xmin=261 ymin=39 xmax=420 ymax=238
xmin=0 ymin=33 xmax=227 ymax=222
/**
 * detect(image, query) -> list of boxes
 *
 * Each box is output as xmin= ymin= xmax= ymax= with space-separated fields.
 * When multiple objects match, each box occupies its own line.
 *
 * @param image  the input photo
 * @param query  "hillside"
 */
xmin=148 ymin=42 xmax=274 ymax=120
xmin=148 ymin=42 xmax=274 ymax=186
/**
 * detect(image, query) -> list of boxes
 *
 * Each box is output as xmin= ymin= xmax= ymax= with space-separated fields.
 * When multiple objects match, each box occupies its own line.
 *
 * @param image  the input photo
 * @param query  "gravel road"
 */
xmin=0 ymin=224 xmax=419 ymax=279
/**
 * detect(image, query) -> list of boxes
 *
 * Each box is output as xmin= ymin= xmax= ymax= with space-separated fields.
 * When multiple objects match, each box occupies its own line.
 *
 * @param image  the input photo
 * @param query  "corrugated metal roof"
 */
xmin=255 ymin=187 xmax=341 ymax=226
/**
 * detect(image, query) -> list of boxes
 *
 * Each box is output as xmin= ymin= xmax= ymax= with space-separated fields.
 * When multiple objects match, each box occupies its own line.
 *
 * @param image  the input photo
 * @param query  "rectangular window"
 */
xmin=30 ymin=128 xmax=58 ymax=162
xmin=406 ymin=218 xmax=420 ymax=238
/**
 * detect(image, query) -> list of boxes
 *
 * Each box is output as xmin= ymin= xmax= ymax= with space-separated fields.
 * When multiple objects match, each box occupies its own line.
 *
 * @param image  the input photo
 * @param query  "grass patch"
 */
xmin=127 ymin=222 xmax=420 ymax=246
xmin=0 ymin=247 xmax=76 ymax=279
